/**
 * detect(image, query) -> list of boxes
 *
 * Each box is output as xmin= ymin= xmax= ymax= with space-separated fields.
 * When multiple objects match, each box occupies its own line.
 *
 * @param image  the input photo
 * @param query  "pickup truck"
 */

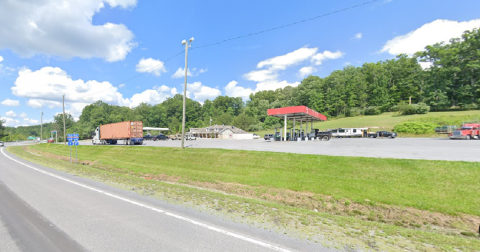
xmin=367 ymin=131 xmax=397 ymax=139
xmin=153 ymin=134 xmax=168 ymax=141
xmin=170 ymin=134 xmax=182 ymax=140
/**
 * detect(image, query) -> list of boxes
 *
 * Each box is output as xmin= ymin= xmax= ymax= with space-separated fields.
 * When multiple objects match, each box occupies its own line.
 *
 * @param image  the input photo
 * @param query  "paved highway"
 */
xmin=83 ymin=137 xmax=480 ymax=162
xmin=0 ymin=147 xmax=332 ymax=252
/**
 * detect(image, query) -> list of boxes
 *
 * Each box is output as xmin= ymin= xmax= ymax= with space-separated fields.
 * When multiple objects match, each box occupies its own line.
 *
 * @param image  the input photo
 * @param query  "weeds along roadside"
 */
xmin=7 ymin=145 xmax=480 ymax=251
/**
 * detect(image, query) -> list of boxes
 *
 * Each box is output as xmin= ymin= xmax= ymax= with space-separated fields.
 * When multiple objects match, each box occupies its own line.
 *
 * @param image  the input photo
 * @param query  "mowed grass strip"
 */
xmin=30 ymin=144 xmax=480 ymax=216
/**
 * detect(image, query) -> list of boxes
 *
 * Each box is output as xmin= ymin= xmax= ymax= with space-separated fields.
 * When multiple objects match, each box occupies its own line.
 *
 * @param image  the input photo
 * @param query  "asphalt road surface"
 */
xmin=0 ymin=147 xmax=332 ymax=252
xmin=82 ymin=137 xmax=480 ymax=162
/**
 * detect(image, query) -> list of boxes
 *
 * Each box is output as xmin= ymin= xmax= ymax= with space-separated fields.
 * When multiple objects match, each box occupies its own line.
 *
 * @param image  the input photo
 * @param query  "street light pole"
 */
xmin=181 ymin=37 xmax=194 ymax=150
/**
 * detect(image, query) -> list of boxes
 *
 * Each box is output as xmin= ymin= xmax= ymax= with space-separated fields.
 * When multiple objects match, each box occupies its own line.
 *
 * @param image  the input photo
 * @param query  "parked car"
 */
xmin=264 ymin=134 xmax=274 ymax=140
xmin=47 ymin=138 xmax=55 ymax=143
xmin=144 ymin=135 xmax=153 ymax=141
xmin=185 ymin=134 xmax=196 ymax=141
xmin=367 ymin=131 xmax=397 ymax=139
xmin=169 ymin=134 xmax=182 ymax=140
xmin=0 ymin=141 xmax=4 ymax=147
xmin=153 ymin=134 xmax=168 ymax=141
xmin=253 ymin=134 xmax=260 ymax=139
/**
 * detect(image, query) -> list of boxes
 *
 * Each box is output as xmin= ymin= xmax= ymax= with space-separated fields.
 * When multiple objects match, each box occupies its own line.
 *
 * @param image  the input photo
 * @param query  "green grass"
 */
xmin=252 ymin=110 xmax=480 ymax=137
xmin=8 ymin=146 xmax=480 ymax=251
xmin=27 ymin=144 xmax=480 ymax=217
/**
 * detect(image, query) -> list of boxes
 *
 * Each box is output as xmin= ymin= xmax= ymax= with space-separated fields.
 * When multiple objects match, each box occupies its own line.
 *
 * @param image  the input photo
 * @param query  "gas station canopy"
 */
xmin=267 ymin=106 xmax=327 ymax=122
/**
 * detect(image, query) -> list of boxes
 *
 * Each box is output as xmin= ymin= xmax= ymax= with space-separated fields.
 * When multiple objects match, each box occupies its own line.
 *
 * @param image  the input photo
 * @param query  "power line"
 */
xmin=191 ymin=0 xmax=381 ymax=50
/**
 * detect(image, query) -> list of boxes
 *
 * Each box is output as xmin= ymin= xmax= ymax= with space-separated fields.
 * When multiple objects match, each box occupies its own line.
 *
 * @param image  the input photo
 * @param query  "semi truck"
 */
xmin=92 ymin=121 xmax=144 ymax=145
xmin=449 ymin=123 xmax=480 ymax=140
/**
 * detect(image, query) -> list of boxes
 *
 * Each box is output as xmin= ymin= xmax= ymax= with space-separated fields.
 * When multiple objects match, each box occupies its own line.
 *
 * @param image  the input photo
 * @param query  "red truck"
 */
xmin=449 ymin=123 xmax=480 ymax=140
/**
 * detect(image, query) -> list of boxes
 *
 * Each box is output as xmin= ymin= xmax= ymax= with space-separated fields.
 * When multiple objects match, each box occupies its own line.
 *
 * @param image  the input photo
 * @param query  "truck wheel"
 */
xmin=322 ymin=136 xmax=329 ymax=141
xmin=466 ymin=135 xmax=472 ymax=140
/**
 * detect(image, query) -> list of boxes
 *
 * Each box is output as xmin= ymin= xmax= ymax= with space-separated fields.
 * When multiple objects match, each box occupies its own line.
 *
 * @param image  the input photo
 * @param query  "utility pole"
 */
xmin=40 ymin=111 xmax=43 ymax=143
xmin=63 ymin=94 xmax=66 ymax=145
xmin=181 ymin=37 xmax=194 ymax=150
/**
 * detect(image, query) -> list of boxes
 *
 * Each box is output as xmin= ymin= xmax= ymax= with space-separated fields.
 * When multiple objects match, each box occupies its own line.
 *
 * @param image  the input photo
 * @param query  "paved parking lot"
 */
xmin=80 ymin=137 xmax=480 ymax=162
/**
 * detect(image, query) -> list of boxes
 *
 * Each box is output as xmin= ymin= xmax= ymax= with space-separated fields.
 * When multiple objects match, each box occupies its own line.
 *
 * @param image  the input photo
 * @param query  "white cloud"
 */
xmin=0 ymin=0 xmax=137 ymax=62
xmin=13 ymin=67 xmax=129 ymax=109
xmin=1 ymin=117 xmax=20 ymax=127
xmin=243 ymin=47 xmax=343 ymax=92
xmin=311 ymin=50 xmax=344 ymax=65
xmin=118 ymin=83 xmax=126 ymax=88
xmin=171 ymin=87 xmax=178 ymax=95
xmin=255 ymin=81 xmax=300 ymax=92
xmin=19 ymin=112 xmax=27 ymax=118
xmin=419 ymin=61 xmax=433 ymax=70
xmin=6 ymin=110 xmax=17 ymax=117
xmin=157 ymin=85 xmax=171 ymax=92
xmin=298 ymin=66 xmax=316 ymax=78
xmin=257 ymin=47 xmax=318 ymax=70
xmin=171 ymin=67 xmax=207 ymax=79
xmin=381 ymin=19 xmax=480 ymax=55
xmin=353 ymin=33 xmax=362 ymax=40
xmin=136 ymin=58 xmax=166 ymax=76
xmin=27 ymin=99 xmax=62 ymax=109
xmin=0 ymin=55 xmax=3 ymax=62
xmin=186 ymin=82 xmax=221 ymax=102
xmin=224 ymin=81 xmax=254 ymax=100
xmin=128 ymin=89 xmax=171 ymax=108
xmin=172 ymin=67 xmax=192 ymax=79
xmin=23 ymin=118 xmax=40 ymax=125
xmin=243 ymin=69 xmax=278 ymax=82
xmin=1 ymin=99 xmax=20 ymax=106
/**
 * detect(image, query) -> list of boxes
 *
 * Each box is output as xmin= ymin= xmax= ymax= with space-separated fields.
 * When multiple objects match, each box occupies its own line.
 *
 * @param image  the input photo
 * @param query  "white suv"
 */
xmin=0 ymin=141 xmax=4 ymax=147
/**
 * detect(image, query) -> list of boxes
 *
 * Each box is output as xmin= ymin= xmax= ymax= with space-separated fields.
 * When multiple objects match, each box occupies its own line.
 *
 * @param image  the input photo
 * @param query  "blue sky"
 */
xmin=1 ymin=0 xmax=480 ymax=127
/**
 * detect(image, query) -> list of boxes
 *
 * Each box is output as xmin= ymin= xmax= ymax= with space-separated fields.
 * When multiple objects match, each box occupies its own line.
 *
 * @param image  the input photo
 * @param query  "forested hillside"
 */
xmin=3 ymin=28 xmax=479 ymax=141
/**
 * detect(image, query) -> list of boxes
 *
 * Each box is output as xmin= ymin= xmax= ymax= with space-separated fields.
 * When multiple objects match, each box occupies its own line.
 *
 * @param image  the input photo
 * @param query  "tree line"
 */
xmin=3 ymin=28 xmax=479 ymax=141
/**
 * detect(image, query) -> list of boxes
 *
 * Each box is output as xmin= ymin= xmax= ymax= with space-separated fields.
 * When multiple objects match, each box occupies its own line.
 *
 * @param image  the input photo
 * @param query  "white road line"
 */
xmin=1 ymin=148 xmax=292 ymax=252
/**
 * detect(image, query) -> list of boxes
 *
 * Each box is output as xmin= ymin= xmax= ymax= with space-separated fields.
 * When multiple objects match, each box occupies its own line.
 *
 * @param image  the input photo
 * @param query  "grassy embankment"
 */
xmin=252 ymin=110 xmax=480 ymax=137
xmin=8 ymin=144 xmax=480 ymax=251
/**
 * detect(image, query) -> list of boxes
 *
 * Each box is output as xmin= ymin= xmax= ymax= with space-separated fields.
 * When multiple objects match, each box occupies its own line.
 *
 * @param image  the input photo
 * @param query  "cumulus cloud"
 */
xmin=1 ymin=99 xmax=20 ymax=106
xmin=0 ymin=55 xmax=3 ymax=62
xmin=381 ymin=19 xmax=480 ymax=55
xmin=6 ymin=110 xmax=17 ymax=117
xmin=171 ymin=67 xmax=207 ymax=79
xmin=224 ymin=81 xmax=254 ymax=100
xmin=19 ymin=112 xmax=28 ymax=118
xmin=1 ymin=117 xmax=20 ymax=127
xmin=172 ymin=67 xmax=192 ymax=79
xmin=185 ymin=82 xmax=221 ymax=102
xmin=0 ymin=0 xmax=137 ymax=61
xmin=310 ymin=50 xmax=344 ymax=65
xmin=243 ymin=47 xmax=343 ymax=92
xmin=136 ymin=58 xmax=166 ymax=76
xmin=298 ymin=66 xmax=316 ymax=78
xmin=9 ymin=66 xmax=179 ymax=117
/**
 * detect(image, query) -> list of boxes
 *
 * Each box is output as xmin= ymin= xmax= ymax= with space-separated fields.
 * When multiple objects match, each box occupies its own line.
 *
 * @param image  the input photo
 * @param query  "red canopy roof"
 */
xmin=267 ymin=106 xmax=327 ymax=121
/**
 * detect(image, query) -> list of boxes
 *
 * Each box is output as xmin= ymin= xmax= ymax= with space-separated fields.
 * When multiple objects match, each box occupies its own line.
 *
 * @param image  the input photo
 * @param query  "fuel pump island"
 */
xmin=267 ymin=106 xmax=331 ymax=142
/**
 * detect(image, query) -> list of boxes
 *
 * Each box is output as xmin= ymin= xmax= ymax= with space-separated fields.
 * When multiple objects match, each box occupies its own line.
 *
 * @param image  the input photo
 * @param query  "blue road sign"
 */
xmin=74 ymin=140 xmax=79 ymax=146
xmin=68 ymin=141 xmax=73 ymax=146
xmin=67 ymin=134 xmax=79 ymax=142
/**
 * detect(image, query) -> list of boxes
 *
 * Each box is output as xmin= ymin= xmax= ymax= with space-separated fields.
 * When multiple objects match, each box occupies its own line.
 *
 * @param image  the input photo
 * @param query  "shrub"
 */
xmin=393 ymin=122 xmax=437 ymax=134
xmin=398 ymin=102 xmax=430 ymax=115
xmin=364 ymin=106 xmax=382 ymax=115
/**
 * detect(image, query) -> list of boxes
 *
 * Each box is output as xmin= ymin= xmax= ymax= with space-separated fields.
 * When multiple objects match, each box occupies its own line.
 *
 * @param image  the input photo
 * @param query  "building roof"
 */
xmin=190 ymin=125 xmax=248 ymax=134
xmin=267 ymin=106 xmax=327 ymax=121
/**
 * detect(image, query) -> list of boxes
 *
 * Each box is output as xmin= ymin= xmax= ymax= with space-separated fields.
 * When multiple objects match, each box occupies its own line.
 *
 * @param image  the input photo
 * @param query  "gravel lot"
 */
xmin=79 ymin=137 xmax=480 ymax=162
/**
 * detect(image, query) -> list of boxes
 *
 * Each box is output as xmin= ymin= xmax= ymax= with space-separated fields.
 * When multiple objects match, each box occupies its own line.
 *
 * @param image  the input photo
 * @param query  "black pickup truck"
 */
xmin=367 ymin=131 xmax=397 ymax=139
xmin=315 ymin=131 xmax=332 ymax=141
